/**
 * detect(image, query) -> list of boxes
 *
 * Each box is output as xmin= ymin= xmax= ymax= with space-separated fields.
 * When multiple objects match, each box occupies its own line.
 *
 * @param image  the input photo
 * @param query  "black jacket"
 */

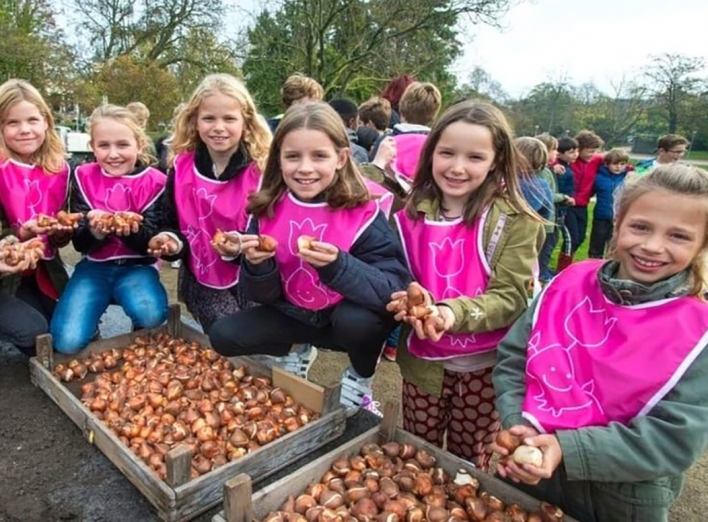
xmin=241 ymin=210 xmax=411 ymax=326
xmin=71 ymin=164 xmax=165 ymax=264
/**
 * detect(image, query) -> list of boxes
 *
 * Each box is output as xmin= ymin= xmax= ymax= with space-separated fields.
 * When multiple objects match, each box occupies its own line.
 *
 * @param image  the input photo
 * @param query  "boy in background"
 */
xmin=588 ymin=149 xmax=630 ymax=259
xmin=267 ymin=74 xmax=324 ymax=132
xmin=635 ymin=134 xmax=689 ymax=175
xmin=558 ymin=130 xmax=604 ymax=272
xmin=329 ymin=98 xmax=369 ymax=164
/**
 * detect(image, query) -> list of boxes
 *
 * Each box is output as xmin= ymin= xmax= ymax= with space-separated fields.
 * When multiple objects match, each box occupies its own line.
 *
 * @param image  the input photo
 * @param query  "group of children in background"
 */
xmin=1 ymin=71 xmax=706 ymax=522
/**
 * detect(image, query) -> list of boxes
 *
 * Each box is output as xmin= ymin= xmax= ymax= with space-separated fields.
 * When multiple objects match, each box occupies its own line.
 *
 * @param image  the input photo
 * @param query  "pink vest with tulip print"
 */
xmin=173 ymin=152 xmax=262 ymax=289
xmin=394 ymin=210 xmax=509 ymax=360
xmin=0 ymin=158 xmax=69 ymax=260
xmin=522 ymin=260 xmax=708 ymax=434
xmin=392 ymin=133 xmax=428 ymax=183
xmin=74 ymin=163 xmax=166 ymax=262
xmin=362 ymin=177 xmax=394 ymax=218
xmin=259 ymin=192 xmax=380 ymax=311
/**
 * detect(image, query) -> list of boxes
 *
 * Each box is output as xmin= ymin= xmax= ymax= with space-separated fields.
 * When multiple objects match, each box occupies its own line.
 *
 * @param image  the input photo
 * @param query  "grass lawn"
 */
xmin=686 ymin=150 xmax=708 ymax=162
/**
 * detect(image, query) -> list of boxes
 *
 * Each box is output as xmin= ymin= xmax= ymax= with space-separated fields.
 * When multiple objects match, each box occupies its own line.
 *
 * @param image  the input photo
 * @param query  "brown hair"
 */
xmin=358 ymin=97 xmax=392 ymax=131
xmin=399 ymin=82 xmax=442 ymax=126
xmin=281 ymin=74 xmax=324 ymax=108
xmin=89 ymin=104 xmax=154 ymax=166
xmin=0 ymin=79 xmax=65 ymax=173
xmin=515 ymin=137 xmax=549 ymax=172
xmin=247 ymin=102 xmax=370 ymax=218
xmin=612 ymin=164 xmax=708 ymax=297
xmin=406 ymin=100 xmax=540 ymax=225
xmin=534 ymin=133 xmax=558 ymax=153
xmin=604 ymin=148 xmax=630 ymax=165
xmin=170 ymin=74 xmax=271 ymax=170
xmin=574 ymin=130 xmax=604 ymax=151
xmin=657 ymin=134 xmax=688 ymax=152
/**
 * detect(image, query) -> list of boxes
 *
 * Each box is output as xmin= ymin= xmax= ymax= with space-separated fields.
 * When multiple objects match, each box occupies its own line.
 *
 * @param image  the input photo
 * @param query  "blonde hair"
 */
xmin=170 ymin=74 xmax=271 ymax=170
xmin=0 ymin=79 xmax=65 ymax=173
xmin=612 ymin=164 xmax=708 ymax=297
xmin=248 ymin=102 xmax=370 ymax=217
xmin=281 ymin=74 xmax=324 ymax=108
xmin=515 ymin=137 xmax=549 ymax=172
xmin=534 ymin=133 xmax=558 ymax=153
xmin=126 ymin=102 xmax=150 ymax=129
xmin=89 ymin=104 xmax=155 ymax=166
xmin=399 ymin=82 xmax=442 ymax=126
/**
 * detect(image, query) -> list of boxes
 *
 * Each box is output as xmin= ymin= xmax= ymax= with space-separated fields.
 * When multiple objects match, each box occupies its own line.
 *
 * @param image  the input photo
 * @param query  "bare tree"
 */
xmin=644 ymin=53 xmax=706 ymax=133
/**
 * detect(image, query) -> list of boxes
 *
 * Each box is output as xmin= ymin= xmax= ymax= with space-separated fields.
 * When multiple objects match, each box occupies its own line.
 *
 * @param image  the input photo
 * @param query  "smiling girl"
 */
xmin=386 ymin=100 xmax=544 ymax=469
xmin=50 ymin=105 xmax=168 ymax=353
xmin=208 ymin=102 xmax=410 ymax=415
xmin=492 ymin=164 xmax=708 ymax=521
xmin=148 ymin=74 xmax=270 ymax=332
xmin=0 ymin=79 xmax=71 ymax=345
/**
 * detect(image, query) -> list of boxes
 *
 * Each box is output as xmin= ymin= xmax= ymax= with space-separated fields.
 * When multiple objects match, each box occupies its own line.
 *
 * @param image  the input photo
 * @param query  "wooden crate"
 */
xmin=212 ymin=403 xmax=579 ymax=522
xmin=29 ymin=304 xmax=347 ymax=522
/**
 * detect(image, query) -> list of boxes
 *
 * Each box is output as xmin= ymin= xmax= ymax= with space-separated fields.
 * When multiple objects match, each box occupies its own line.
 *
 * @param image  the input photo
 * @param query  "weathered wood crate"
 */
xmin=212 ymin=403 xmax=578 ymax=522
xmin=29 ymin=304 xmax=347 ymax=522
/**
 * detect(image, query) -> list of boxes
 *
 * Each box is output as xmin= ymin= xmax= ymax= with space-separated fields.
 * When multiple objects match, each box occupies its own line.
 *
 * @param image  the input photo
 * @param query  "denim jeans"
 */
xmin=50 ymin=259 xmax=168 ymax=354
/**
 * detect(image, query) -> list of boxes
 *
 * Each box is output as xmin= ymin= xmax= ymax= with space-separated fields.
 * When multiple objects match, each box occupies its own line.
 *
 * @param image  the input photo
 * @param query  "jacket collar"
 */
xmin=597 ymin=260 xmax=691 ymax=305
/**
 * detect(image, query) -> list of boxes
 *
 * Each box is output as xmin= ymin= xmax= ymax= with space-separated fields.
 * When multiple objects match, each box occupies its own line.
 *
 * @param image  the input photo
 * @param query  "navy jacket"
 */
xmin=519 ymin=175 xmax=553 ymax=222
xmin=555 ymin=160 xmax=575 ymax=197
xmin=593 ymin=164 xmax=627 ymax=220
xmin=241 ymin=208 xmax=411 ymax=327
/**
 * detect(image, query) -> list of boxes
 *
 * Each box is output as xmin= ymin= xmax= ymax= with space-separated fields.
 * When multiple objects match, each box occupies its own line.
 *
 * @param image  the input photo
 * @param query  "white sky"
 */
xmin=230 ymin=0 xmax=708 ymax=98
xmin=457 ymin=0 xmax=708 ymax=96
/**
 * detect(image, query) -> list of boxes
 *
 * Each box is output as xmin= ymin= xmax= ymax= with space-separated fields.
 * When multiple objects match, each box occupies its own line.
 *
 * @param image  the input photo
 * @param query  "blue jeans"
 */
xmin=50 ymin=259 xmax=168 ymax=354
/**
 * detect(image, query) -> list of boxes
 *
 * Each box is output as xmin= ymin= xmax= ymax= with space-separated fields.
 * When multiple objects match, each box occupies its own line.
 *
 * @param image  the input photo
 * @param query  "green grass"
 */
xmin=686 ymin=150 xmax=708 ymax=162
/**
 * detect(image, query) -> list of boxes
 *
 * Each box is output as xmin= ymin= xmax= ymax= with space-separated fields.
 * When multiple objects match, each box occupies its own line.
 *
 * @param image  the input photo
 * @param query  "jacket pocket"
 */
xmin=592 ymin=477 xmax=677 ymax=522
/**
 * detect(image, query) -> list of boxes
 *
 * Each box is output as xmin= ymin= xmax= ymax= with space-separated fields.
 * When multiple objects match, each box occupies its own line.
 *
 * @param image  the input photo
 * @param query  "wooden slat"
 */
xmin=35 ymin=333 xmax=53 ymax=370
xmin=223 ymin=474 xmax=253 ymax=522
xmin=29 ymin=359 xmax=176 ymax=517
xmin=30 ymin=318 xmax=347 ymax=522
xmin=379 ymin=401 xmax=399 ymax=442
xmin=212 ymin=426 xmax=580 ymax=522
xmin=174 ymin=409 xmax=346 ymax=521
xmin=167 ymin=446 xmax=193 ymax=488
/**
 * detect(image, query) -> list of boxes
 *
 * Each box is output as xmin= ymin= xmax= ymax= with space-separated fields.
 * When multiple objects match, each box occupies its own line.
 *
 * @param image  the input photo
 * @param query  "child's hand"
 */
xmin=241 ymin=234 xmax=276 ymax=265
xmin=18 ymin=218 xmax=52 ymax=239
xmin=147 ymin=233 xmax=181 ymax=257
xmin=410 ymin=304 xmax=455 ymax=341
xmin=490 ymin=425 xmax=539 ymax=459
xmin=113 ymin=212 xmax=143 ymax=236
xmin=553 ymin=164 xmax=565 ymax=175
xmin=386 ymin=291 xmax=410 ymax=321
xmin=87 ymin=210 xmax=114 ymax=236
xmin=211 ymin=231 xmax=242 ymax=257
xmin=298 ymin=240 xmax=339 ymax=268
xmin=497 ymin=432 xmax=562 ymax=486
xmin=372 ymin=137 xmax=397 ymax=173
xmin=565 ymin=196 xmax=576 ymax=206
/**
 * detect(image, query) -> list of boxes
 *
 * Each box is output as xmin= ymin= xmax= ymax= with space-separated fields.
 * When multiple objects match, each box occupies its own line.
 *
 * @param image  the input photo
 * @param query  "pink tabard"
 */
xmin=362 ymin=177 xmax=394 ymax=218
xmin=74 ymin=163 xmax=166 ymax=262
xmin=173 ymin=152 xmax=261 ymax=289
xmin=395 ymin=210 xmax=508 ymax=360
xmin=523 ymin=260 xmax=708 ymax=433
xmin=259 ymin=193 xmax=379 ymax=311
xmin=392 ymin=133 xmax=427 ymax=183
xmin=0 ymin=158 xmax=69 ymax=260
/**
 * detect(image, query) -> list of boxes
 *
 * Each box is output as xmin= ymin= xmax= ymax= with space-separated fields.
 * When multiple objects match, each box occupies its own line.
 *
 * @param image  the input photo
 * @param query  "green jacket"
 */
xmin=538 ymin=167 xmax=567 ymax=233
xmin=493 ymin=262 xmax=708 ymax=520
xmin=397 ymin=196 xmax=545 ymax=396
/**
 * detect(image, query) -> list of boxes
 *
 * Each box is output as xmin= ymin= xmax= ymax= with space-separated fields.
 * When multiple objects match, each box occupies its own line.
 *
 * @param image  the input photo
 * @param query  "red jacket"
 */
xmin=571 ymin=154 xmax=604 ymax=206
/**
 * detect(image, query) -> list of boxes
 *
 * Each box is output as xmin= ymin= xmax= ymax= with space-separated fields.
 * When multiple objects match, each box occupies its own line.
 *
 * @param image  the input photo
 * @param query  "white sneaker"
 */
xmin=170 ymin=260 xmax=182 ymax=269
xmin=340 ymin=367 xmax=381 ymax=417
xmin=272 ymin=345 xmax=318 ymax=379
